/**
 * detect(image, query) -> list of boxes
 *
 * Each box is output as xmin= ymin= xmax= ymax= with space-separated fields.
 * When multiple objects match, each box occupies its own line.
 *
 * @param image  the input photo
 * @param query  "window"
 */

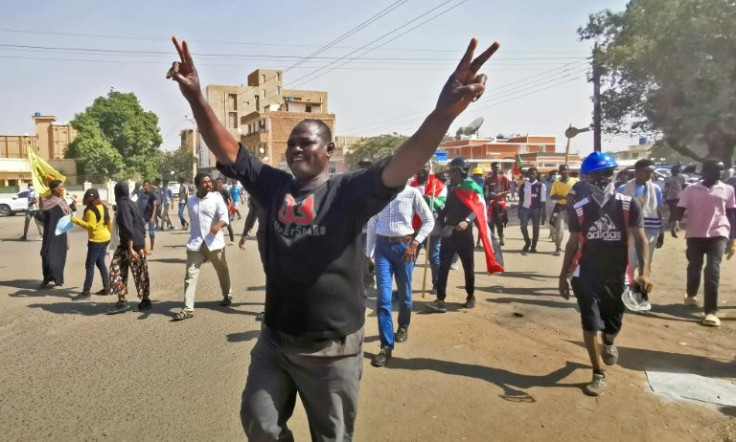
xmin=305 ymin=105 xmax=312 ymax=113
xmin=227 ymin=94 xmax=237 ymax=110
xmin=277 ymin=72 xmax=281 ymax=82
xmin=262 ymin=89 xmax=266 ymax=98
xmin=277 ymin=86 xmax=281 ymax=95
xmin=228 ymin=112 xmax=238 ymax=129
xmin=261 ymin=74 xmax=266 ymax=83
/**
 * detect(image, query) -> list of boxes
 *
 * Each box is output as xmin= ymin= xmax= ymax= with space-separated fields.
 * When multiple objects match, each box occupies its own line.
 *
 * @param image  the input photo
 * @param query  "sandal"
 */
xmin=173 ymin=309 xmax=193 ymax=321
xmin=702 ymin=314 xmax=721 ymax=327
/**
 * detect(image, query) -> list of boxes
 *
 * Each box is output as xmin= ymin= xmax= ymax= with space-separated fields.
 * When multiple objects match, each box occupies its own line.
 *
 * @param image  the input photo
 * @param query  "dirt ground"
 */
xmin=0 ymin=208 xmax=734 ymax=441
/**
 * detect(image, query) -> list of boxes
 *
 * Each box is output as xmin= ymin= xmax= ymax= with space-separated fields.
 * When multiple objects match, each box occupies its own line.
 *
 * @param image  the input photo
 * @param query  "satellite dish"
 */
xmin=462 ymin=117 xmax=485 ymax=135
xmin=455 ymin=117 xmax=485 ymax=140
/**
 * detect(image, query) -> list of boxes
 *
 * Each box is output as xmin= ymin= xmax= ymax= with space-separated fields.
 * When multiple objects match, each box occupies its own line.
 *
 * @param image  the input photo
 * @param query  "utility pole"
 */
xmin=592 ymin=43 xmax=602 ymax=152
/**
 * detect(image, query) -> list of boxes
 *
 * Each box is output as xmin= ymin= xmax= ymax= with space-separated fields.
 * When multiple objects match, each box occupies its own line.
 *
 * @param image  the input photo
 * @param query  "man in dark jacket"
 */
xmin=108 ymin=182 xmax=152 ymax=315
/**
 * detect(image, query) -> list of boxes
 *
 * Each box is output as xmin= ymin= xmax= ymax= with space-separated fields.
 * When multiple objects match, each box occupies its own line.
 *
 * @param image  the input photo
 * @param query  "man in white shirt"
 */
xmin=174 ymin=172 xmax=232 ymax=321
xmin=21 ymin=184 xmax=43 ymax=241
xmin=365 ymin=185 xmax=434 ymax=367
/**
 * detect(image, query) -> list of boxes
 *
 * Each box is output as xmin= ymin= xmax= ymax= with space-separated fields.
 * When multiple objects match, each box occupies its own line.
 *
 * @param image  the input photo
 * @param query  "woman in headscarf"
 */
xmin=107 ymin=182 xmax=152 ymax=315
xmin=39 ymin=180 xmax=72 ymax=288
xmin=71 ymin=188 xmax=112 ymax=299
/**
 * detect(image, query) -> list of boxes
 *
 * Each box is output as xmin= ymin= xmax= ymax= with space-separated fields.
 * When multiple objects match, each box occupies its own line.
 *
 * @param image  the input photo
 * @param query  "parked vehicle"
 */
xmin=0 ymin=190 xmax=75 ymax=217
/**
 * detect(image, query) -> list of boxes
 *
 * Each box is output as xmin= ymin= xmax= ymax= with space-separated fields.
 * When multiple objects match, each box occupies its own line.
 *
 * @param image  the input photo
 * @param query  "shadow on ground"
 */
xmin=26 ymin=300 xmax=262 ymax=320
xmin=477 ymin=285 xmax=559 ymax=297
xmin=566 ymin=340 xmax=736 ymax=379
xmin=364 ymin=353 xmax=587 ymax=402
xmin=147 ymin=258 xmax=187 ymax=264
xmin=227 ymin=329 xmax=261 ymax=343
xmin=1 ymin=279 xmax=78 ymax=298
xmin=486 ymin=296 xmax=577 ymax=310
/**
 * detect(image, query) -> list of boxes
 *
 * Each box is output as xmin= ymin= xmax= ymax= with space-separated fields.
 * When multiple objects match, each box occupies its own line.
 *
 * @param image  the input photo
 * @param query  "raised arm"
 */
xmin=167 ymin=37 xmax=239 ymax=165
xmin=382 ymin=39 xmax=500 ymax=188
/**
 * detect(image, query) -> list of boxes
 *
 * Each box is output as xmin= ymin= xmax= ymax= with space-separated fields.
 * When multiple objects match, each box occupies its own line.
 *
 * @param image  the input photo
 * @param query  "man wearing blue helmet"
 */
xmin=558 ymin=151 xmax=650 ymax=397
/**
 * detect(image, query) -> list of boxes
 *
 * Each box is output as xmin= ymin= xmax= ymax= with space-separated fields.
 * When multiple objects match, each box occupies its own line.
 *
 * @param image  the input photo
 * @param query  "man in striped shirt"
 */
xmin=366 ymin=185 xmax=434 ymax=367
xmin=618 ymin=159 xmax=663 ymax=311
xmin=519 ymin=167 xmax=547 ymax=254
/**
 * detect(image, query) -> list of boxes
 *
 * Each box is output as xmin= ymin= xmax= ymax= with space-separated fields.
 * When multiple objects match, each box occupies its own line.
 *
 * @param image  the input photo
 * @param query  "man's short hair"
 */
xmin=491 ymin=162 xmax=500 ymax=168
xmin=194 ymin=172 xmax=211 ymax=186
xmin=634 ymin=159 xmax=655 ymax=170
xmin=142 ymin=179 xmax=151 ymax=186
xmin=298 ymin=119 xmax=332 ymax=144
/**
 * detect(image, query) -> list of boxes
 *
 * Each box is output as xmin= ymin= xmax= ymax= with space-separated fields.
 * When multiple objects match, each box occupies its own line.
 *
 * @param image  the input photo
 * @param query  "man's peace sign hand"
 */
xmin=167 ymin=36 xmax=201 ymax=101
xmin=435 ymin=38 xmax=500 ymax=118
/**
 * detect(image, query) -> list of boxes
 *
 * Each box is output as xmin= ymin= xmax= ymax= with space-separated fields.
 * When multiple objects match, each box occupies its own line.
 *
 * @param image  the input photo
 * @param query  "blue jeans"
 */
xmin=84 ymin=241 xmax=110 ymax=292
xmin=375 ymin=237 xmax=415 ymax=349
xmin=178 ymin=201 xmax=187 ymax=226
xmin=519 ymin=207 xmax=541 ymax=248
xmin=422 ymin=233 xmax=441 ymax=289
xmin=142 ymin=217 xmax=156 ymax=238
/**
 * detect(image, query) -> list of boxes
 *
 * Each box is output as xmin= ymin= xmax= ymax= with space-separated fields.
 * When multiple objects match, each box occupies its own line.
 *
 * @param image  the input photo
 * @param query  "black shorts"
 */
xmin=571 ymin=275 xmax=625 ymax=334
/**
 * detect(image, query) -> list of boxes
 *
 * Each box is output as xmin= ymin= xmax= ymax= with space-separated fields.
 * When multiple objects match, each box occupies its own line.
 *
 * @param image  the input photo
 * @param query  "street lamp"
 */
xmin=564 ymin=124 xmax=591 ymax=166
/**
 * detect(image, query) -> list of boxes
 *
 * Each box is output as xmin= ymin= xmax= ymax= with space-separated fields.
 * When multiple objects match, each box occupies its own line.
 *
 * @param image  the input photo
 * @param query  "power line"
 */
xmin=286 ymin=0 xmax=466 ymax=88
xmin=0 ymin=53 xmax=575 ymax=72
xmin=368 ymin=75 xmax=585 ymax=135
xmin=348 ymin=70 xmax=585 ymax=135
xmin=0 ymin=27 xmax=587 ymax=56
xmin=291 ymin=0 xmax=472 ymax=88
xmin=341 ymin=60 xmax=588 ymax=133
xmin=283 ymin=0 xmax=407 ymax=72
xmin=0 ymin=43 xmax=585 ymax=63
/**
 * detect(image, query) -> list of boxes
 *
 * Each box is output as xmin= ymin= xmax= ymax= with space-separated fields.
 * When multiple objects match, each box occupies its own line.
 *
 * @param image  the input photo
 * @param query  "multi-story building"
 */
xmin=438 ymin=135 xmax=582 ymax=173
xmin=0 ymin=114 xmax=78 ymax=188
xmin=205 ymin=69 xmax=335 ymax=170
xmin=610 ymin=138 xmax=654 ymax=167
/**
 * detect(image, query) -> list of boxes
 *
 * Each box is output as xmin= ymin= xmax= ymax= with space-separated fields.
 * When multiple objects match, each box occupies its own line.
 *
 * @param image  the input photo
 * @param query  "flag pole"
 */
xmin=421 ymin=161 xmax=436 ymax=298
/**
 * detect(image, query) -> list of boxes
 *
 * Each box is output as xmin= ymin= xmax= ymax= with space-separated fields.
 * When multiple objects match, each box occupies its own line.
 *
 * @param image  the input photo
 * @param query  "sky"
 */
xmin=0 ymin=0 xmax=641 ymax=155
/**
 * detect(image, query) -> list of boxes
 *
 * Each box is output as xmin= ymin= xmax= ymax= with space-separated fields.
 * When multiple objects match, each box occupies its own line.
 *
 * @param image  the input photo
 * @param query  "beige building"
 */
xmin=205 ymin=69 xmax=335 ymax=170
xmin=0 ymin=114 xmax=78 ymax=187
xmin=610 ymin=139 xmax=654 ymax=167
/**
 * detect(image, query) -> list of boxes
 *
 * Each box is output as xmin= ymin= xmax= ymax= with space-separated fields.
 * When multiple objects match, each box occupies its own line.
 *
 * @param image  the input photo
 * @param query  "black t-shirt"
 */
xmin=443 ymin=187 xmax=473 ymax=229
xmin=568 ymin=193 xmax=643 ymax=280
xmin=137 ymin=190 xmax=157 ymax=221
xmin=218 ymin=145 xmax=401 ymax=338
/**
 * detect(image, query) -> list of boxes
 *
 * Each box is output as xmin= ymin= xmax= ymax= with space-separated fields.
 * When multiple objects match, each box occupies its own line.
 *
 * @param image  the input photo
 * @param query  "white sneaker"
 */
xmin=703 ymin=314 xmax=721 ymax=327
xmin=684 ymin=295 xmax=699 ymax=307
xmin=450 ymin=261 xmax=459 ymax=270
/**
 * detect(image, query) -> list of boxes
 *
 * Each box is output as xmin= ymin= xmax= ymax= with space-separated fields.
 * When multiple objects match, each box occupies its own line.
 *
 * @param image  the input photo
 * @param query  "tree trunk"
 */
xmin=706 ymin=138 xmax=735 ymax=168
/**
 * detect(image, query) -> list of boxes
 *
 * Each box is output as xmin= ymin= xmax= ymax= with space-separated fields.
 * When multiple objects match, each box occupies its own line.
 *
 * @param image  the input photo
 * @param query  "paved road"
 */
xmin=0 ymin=210 xmax=734 ymax=441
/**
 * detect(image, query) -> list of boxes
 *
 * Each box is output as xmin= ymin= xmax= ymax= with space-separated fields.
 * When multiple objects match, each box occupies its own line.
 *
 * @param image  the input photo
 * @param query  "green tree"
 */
xmin=157 ymin=146 xmax=194 ymax=183
xmin=66 ymin=90 xmax=164 ymax=180
xmin=344 ymin=134 xmax=407 ymax=170
xmin=64 ymin=113 xmax=124 ymax=180
xmin=579 ymin=0 xmax=736 ymax=165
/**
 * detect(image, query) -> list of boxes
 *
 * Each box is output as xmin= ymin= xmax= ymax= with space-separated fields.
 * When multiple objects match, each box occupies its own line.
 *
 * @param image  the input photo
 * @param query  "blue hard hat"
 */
xmin=581 ymin=152 xmax=618 ymax=174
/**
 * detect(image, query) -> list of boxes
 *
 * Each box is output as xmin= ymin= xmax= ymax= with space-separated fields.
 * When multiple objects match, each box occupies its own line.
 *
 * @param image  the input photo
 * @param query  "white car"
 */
xmin=0 ymin=190 xmax=75 ymax=217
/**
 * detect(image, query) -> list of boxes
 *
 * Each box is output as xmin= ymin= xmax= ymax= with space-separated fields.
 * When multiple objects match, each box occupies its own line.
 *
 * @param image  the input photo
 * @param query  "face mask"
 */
xmin=590 ymin=175 xmax=612 ymax=190
xmin=589 ymin=175 xmax=613 ymax=206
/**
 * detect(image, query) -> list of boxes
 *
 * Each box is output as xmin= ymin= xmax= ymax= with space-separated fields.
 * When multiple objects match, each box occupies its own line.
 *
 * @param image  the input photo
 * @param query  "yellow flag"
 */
xmin=28 ymin=148 xmax=66 ymax=198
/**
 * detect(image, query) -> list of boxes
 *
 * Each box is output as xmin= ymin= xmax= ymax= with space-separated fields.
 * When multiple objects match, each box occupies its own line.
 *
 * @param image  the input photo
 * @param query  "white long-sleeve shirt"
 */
xmin=365 ymin=186 xmax=434 ymax=258
xmin=186 ymin=191 xmax=229 ymax=252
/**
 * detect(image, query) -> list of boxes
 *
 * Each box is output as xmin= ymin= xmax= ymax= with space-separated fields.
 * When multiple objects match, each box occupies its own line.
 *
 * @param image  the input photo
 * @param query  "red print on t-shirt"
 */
xmin=278 ymin=194 xmax=315 ymax=226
